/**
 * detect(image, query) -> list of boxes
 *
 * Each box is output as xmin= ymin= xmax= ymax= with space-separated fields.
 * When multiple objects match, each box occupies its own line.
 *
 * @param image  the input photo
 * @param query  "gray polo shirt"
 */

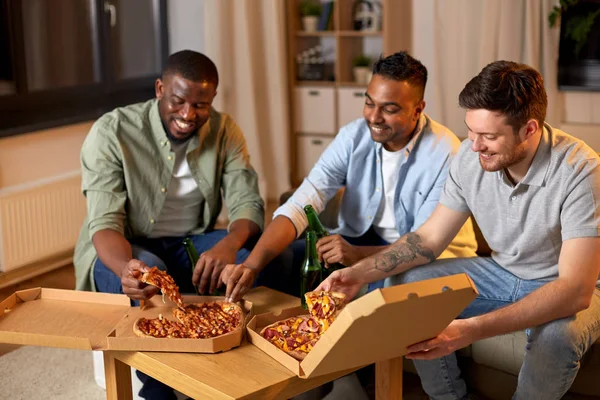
xmin=441 ymin=124 xmax=600 ymax=284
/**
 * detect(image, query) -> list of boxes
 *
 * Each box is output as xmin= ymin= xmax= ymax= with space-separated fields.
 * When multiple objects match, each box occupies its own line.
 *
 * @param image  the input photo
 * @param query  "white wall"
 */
xmin=0 ymin=122 xmax=90 ymax=189
xmin=168 ymin=0 xmax=205 ymax=53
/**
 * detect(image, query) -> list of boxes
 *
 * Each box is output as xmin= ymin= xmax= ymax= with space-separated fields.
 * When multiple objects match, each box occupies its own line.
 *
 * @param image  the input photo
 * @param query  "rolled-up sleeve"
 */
xmin=81 ymin=119 xmax=127 ymax=238
xmin=220 ymin=121 xmax=265 ymax=231
xmin=274 ymin=127 xmax=351 ymax=237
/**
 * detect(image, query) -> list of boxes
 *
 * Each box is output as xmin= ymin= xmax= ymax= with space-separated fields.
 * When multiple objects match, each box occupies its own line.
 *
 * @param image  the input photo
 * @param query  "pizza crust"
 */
xmin=133 ymin=318 xmax=154 ymax=338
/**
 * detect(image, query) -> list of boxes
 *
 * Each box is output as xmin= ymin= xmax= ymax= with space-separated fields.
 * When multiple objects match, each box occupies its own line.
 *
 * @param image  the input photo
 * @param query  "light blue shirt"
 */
xmin=275 ymin=114 xmax=465 ymax=239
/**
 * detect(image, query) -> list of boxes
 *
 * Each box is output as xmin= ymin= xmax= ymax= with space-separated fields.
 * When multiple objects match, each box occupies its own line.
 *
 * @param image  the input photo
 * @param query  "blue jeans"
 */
xmin=93 ymin=230 xmax=290 ymax=400
xmin=385 ymin=257 xmax=600 ymax=400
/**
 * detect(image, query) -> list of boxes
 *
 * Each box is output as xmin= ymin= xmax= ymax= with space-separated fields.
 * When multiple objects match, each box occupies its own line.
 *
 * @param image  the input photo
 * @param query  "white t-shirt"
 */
xmin=149 ymin=141 xmax=203 ymax=237
xmin=372 ymin=146 xmax=405 ymax=243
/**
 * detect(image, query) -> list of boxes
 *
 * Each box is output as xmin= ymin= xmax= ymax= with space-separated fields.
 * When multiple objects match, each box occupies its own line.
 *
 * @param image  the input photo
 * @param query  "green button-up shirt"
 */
xmin=74 ymin=99 xmax=264 ymax=291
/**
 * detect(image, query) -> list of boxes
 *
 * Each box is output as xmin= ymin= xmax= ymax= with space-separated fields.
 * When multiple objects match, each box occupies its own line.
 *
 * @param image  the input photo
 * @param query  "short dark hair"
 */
xmin=162 ymin=50 xmax=219 ymax=87
xmin=372 ymin=51 xmax=428 ymax=100
xmin=458 ymin=60 xmax=547 ymax=133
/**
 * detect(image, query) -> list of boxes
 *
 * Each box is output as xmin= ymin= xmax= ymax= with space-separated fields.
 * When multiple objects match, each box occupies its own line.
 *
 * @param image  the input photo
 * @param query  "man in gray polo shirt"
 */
xmin=316 ymin=60 xmax=600 ymax=399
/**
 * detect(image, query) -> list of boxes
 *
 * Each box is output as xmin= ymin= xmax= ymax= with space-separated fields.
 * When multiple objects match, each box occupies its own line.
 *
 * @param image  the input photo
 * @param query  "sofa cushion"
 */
xmin=470 ymin=331 xmax=527 ymax=375
xmin=470 ymin=332 xmax=600 ymax=397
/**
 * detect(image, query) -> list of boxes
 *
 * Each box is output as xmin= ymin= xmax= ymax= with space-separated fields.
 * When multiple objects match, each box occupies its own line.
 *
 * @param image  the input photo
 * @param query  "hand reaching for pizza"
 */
xmin=316 ymin=234 xmax=362 ymax=267
xmin=315 ymin=267 xmax=364 ymax=302
xmin=191 ymin=243 xmax=237 ymax=294
xmin=121 ymin=259 xmax=160 ymax=300
xmin=221 ymin=263 xmax=257 ymax=302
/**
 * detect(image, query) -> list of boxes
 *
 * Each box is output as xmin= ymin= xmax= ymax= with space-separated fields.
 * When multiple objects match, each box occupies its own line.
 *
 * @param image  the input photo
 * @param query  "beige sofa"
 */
xmin=442 ymin=222 xmax=600 ymax=400
xmin=280 ymin=190 xmax=600 ymax=399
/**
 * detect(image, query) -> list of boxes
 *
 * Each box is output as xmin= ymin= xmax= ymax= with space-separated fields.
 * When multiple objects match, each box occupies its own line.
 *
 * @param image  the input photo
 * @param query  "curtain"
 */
xmin=204 ymin=0 xmax=291 ymax=202
xmin=412 ymin=0 xmax=562 ymax=137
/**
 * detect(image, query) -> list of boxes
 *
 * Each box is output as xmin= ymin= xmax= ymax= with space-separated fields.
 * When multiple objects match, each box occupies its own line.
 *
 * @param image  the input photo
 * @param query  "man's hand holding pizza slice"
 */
xmin=315 ymin=266 xmax=364 ymax=303
xmin=120 ymin=259 xmax=160 ymax=301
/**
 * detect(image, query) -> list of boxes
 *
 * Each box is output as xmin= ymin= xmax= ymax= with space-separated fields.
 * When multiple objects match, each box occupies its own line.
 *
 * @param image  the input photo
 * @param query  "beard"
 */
xmin=161 ymin=119 xmax=194 ymax=145
xmin=479 ymin=143 xmax=527 ymax=172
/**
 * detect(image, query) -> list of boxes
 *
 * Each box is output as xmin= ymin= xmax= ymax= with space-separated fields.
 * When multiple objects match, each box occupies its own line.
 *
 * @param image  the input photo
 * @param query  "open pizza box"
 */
xmin=247 ymin=273 xmax=478 ymax=379
xmin=0 ymin=288 xmax=252 ymax=353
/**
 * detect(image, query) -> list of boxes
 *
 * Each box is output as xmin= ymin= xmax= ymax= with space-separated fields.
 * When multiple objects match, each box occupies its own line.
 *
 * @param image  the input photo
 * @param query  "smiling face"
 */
xmin=363 ymin=74 xmax=425 ymax=151
xmin=155 ymin=73 xmax=217 ymax=143
xmin=465 ymin=109 xmax=541 ymax=182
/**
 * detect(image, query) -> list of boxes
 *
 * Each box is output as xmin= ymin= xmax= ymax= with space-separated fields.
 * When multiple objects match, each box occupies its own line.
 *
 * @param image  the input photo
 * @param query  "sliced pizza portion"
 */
xmin=173 ymin=301 xmax=243 ymax=338
xmin=304 ymin=291 xmax=346 ymax=332
xmin=139 ymin=266 xmax=185 ymax=310
xmin=133 ymin=314 xmax=190 ymax=338
xmin=260 ymin=315 xmax=321 ymax=360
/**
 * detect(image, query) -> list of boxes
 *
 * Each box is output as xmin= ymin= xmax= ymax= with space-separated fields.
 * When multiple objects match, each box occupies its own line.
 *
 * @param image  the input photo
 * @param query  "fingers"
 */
xmin=209 ymin=263 xmax=226 ymax=294
xmin=142 ymin=285 xmax=160 ymax=298
xmin=407 ymin=338 xmax=438 ymax=353
xmin=122 ymin=259 xmax=153 ymax=300
xmin=316 ymin=235 xmax=336 ymax=247
xmin=198 ymin=256 xmax=214 ymax=294
xmin=127 ymin=259 xmax=150 ymax=276
xmin=210 ymin=269 xmax=221 ymax=294
xmin=315 ymin=278 xmax=332 ymax=292
xmin=405 ymin=345 xmax=444 ymax=360
xmin=220 ymin=264 xmax=234 ymax=285
xmin=228 ymin=271 xmax=251 ymax=302
xmin=122 ymin=279 xmax=153 ymax=300
xmin=322 ymin=248 xmax=342 ymax=266
xmin=191 ymin=257 xmax=204 ymax=287
xmin=316 ymin=239 xmax=336 ymax=261
xmin=225 ymin=266 xmax=245 ymax=300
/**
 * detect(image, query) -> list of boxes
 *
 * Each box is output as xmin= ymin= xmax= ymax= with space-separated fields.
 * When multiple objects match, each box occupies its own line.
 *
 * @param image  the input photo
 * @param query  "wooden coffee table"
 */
xmin=102 ymin=287 xmax=403 ymax=400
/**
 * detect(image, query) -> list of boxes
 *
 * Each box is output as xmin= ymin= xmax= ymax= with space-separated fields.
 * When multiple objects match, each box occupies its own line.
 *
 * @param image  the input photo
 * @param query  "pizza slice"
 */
xmin=304 ymin=291 xmax=346 ymax=331
xmin=133 ymin=314 xmax=190 ymax=338
xmin=260 ymin=315 xmax=321 ymax=360
xmin=172 ymin=301 xmax=243 ymax=338
xmin=139 ymin=266 xmax=185 ymax=309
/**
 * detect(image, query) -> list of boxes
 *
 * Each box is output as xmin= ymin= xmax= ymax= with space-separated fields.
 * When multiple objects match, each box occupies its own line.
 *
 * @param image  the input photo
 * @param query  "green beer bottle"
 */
xmin=182 ymin=237 xmax=224 ymax=296
xmin=303 ymin=205 xmax=344 ymax=276
xmin=300 ymin=231 xmax=322 ymax=309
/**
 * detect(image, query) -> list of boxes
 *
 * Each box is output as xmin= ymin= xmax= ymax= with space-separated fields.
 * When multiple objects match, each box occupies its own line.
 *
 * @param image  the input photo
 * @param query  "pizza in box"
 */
xmin=134 ymin=267 xmax=243 ymax=339
xmin=260 ymin=291 xmax=346 ymax=360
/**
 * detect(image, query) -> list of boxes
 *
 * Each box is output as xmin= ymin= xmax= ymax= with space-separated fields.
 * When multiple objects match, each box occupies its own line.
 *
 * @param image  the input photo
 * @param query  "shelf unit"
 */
xmin=285 ymin=0 xmax=412 ymax=186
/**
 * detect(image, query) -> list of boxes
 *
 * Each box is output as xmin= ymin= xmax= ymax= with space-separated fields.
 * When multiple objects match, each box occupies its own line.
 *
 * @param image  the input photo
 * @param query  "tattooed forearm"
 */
xmin=374 ymin=233 xmax=436 ymax=273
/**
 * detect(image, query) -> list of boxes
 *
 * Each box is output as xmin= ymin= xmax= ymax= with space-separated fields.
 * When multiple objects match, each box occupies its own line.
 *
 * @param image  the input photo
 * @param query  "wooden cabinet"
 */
xmin=285 ymin=0 xmax=411 ymax=186
xmin=294 ymin=87 xmax=336 ymax=133
xmin=337 ymin=87 xmax=366 ymax=128
xmin=296 ymin=135 xmax=335 ymax=178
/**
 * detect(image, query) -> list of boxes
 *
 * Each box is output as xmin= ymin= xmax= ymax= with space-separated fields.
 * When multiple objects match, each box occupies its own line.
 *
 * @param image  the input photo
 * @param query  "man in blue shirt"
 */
xmin=222 ymin=51 xmax=477 ymax=302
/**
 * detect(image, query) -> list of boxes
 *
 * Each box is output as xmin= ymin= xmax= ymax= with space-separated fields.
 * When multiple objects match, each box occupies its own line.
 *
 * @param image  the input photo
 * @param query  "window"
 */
xmin=0 ymin=0 xmax=168 ymax=136
xmin=558 ymin=1 xmax=600 ymax=90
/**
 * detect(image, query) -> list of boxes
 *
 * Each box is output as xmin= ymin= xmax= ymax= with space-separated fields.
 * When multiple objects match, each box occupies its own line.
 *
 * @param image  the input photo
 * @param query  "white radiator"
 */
xmin=0 ymin=171 xmax=85 ymax=272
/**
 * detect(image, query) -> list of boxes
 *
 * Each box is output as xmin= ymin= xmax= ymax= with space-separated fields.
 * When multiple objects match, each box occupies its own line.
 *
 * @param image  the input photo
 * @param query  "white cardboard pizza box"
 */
xmin=0 ymin=288 xmax=252 ymax=353
xmin=247 ymin=273 xmax=478 ymax=379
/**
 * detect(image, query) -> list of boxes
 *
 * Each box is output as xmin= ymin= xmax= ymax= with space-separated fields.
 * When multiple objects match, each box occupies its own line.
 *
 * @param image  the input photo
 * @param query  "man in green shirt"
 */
xmin=74 ymin=50 xmax=265 ymax=400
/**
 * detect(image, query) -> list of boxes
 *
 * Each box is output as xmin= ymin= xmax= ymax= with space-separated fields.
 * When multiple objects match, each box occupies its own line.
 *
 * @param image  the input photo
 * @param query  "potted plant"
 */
xmin=549 ymin=0 xmax=600 ymax=58
xmin=352 ymin=54 xmax=372 ymax=85
xmin=299 ymin=0 xmax=322 ymax=32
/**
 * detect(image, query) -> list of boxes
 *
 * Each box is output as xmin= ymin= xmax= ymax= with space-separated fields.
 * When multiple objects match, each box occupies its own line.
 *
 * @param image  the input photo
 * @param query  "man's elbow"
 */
xmin=575 ymin=294 xmax=593 ymax=312
xmin=569 ymin=284 xmax=595 ymax=313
